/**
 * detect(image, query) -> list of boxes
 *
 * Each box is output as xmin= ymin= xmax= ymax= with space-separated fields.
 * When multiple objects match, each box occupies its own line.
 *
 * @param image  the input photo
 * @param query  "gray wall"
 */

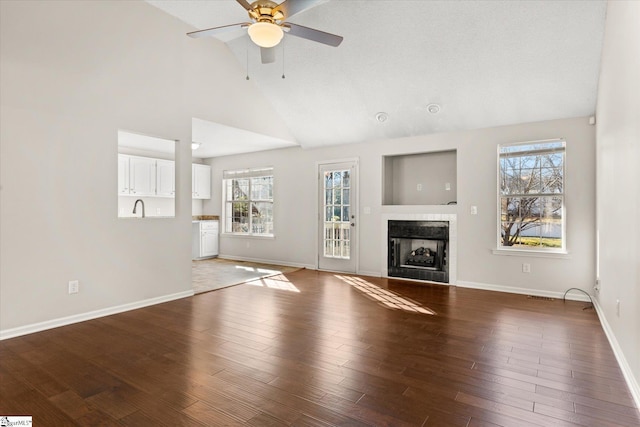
xmin=383 ymin=150 xmax=457 ymax=205
xmin=206 ymin=116 xmax=596 ymax=297
xmin=595 ymin=0 xmax=640 ymax=403
xmin=0 ymin=1 xmax=293 ymax=333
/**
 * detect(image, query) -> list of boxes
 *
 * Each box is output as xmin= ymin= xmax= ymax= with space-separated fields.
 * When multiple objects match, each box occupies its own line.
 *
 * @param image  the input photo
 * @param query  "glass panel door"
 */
xmin=318 ymin=161 xmax=357 ymax=273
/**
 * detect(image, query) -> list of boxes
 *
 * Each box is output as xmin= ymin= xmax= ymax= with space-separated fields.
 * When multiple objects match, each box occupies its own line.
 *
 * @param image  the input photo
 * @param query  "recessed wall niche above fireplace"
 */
xmin=382 ymin=150 xmax=457 ymax=206
xmin=382 ymin=213 xmax=457 ymax=285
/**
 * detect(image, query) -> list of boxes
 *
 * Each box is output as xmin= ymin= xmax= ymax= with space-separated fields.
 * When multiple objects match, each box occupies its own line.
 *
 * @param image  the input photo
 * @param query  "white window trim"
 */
xmin=492 ymin=248 xmax=570 ymax=258
xmin=222 ymin=167 xmax=274 ymax=237
xmin=496 ymin=138 xmax=567 ymax=255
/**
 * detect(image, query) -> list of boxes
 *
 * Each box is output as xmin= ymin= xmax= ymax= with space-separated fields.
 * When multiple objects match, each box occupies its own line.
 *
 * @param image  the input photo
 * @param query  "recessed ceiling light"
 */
xmin=191 ymin=142 xmax=201 ymax=150
xmin=375 ymin=112 xmax=389 ymax=123
xmin=427 ymin=103 xmax=441 ymax=114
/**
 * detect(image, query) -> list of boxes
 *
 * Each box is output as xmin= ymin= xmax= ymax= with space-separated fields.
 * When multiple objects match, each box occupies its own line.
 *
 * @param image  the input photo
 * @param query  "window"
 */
xmin=498 ymin=139 xmax=565 ymax=251
xmin=223 ymin=167 xmax=274 ymax=236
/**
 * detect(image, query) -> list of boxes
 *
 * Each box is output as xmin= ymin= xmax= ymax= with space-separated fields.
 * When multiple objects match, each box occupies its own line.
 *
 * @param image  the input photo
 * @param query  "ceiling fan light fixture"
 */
xmin=248 ymin=22 xmax=284 ymax=48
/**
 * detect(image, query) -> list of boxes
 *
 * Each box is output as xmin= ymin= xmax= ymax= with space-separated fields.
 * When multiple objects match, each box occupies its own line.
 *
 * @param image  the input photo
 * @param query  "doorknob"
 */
xmin=350 ymin=222 xmax=355 ymax=227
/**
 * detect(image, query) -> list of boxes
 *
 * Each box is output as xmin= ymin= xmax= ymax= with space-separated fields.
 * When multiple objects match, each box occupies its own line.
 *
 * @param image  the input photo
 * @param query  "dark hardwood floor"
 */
xmin=1 ymin=269 xmax=639 ymax=426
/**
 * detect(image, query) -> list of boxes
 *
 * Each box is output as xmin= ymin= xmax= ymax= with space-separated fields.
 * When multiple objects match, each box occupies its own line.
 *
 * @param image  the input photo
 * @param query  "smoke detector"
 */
xmin=427 ymin=103 xmax=441 ymax=114
xmin=375 ymin=112 xmax=389 ymax=123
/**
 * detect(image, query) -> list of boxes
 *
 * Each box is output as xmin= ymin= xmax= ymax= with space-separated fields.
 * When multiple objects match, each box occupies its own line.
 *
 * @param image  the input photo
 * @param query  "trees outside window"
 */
xmin=224 ymin=168 xmax=273 ymax=236
xmin=499 ymin=140 xmax=565 ymax=251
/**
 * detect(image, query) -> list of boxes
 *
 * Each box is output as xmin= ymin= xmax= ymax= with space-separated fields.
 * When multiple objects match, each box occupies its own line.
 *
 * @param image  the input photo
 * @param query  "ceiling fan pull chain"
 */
xmin=246 ymin=36 xmax=250 ymax=80
xmin=282 ymin=37 xmax=286 ymax=79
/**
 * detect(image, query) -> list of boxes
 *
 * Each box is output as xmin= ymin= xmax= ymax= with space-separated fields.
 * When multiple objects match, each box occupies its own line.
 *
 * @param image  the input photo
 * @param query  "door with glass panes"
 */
xmin=318 ymin=161 xmax=357 ymax=273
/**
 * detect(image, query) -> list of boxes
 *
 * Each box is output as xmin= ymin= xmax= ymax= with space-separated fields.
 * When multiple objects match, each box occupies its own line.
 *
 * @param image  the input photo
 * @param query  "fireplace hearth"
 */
xmin=388 ymin=220 xmax=449 ymax=283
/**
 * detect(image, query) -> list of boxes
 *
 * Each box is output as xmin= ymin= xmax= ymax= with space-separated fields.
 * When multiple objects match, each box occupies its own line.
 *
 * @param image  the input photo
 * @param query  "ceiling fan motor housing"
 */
xmin=186 ymin=0 xmax=343 ymax=54
xmin=249 ymin=1 xmax=285 ymax=23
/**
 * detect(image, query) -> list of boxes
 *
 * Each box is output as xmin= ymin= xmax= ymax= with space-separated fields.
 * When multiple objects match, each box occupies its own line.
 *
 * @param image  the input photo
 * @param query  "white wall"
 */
xmin=0 ymin=0 xmax=293 ymax=334
xmin=595 ymin=0 xmax=640 ymax=404
xmin=206 ymin=116 xmax=596 ymax=297
xmin=385 ymin=150 xmax=457 ymax=206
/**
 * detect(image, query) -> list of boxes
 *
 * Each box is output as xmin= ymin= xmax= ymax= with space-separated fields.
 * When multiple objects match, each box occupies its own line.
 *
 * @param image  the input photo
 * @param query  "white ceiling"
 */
xmin=147 ymin=0 xmax=607 ymax=154
xmin=118 ymin=130 xmax=175 ymax=154
xmin=191 ymin=117 xmax=298 ymax=158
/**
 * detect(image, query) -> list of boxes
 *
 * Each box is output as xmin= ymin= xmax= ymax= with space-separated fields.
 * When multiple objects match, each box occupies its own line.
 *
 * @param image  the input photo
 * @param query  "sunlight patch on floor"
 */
xmin=235 ymin=265 xmax=283 ymax=274
xmin=335 ymin=275 xmax=436 ymax=315
xmin=246 ymin=274 xmax=301 ymax=293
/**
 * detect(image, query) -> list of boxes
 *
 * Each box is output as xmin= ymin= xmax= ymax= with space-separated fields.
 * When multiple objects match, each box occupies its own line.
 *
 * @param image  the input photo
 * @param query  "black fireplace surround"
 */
xmin=388 ymin=220 xmax=449 ymax=283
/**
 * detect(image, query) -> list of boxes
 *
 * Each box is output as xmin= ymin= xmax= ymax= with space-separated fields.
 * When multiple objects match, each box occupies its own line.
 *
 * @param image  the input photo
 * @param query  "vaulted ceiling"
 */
xmin=148 ymin=0 xmax=607 ymax=154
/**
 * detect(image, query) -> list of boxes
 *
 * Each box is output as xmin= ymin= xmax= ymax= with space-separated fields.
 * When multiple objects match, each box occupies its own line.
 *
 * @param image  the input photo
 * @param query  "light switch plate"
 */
xmin=68 ymin=280 xmax=79 ymax=294
xmin=471 ymin=206 xmax=478 ymax=215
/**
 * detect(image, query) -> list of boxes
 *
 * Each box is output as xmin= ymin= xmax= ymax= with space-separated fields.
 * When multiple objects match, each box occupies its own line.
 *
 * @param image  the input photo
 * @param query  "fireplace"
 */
xmin=387 ymin=220 xmax=449 ymax=283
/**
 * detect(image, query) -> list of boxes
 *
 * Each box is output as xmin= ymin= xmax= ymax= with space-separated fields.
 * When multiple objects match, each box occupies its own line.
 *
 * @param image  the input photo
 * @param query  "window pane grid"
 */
xmin=323 ymin=169 xmax=351 ymax=259
xmin=499 ymin=141 xmax=565 ymax=251
xmin=224 ymin=171 xmax=274 ymax=236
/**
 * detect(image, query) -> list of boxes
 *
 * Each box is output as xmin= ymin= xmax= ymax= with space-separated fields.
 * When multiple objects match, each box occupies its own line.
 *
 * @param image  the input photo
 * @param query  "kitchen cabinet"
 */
xmin=118 ymin=154 xmax=176 ymax=198
xmin=118 ymin=155 xmax=130 ymax=195
xmin=156 ymin=159 xmax=175 ymax=197
xmin=129 ymin=156 xmax=156 ymax=196
xmin=192 ymin=164 xmax=211 ymax=199
xmin=192 ymin=220 xmax=219 ymax=259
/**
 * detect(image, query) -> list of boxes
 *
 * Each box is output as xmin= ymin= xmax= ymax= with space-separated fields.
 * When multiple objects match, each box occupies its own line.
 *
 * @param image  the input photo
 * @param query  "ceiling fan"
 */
xmin=187 ymin=0 xmax=343 ymax=64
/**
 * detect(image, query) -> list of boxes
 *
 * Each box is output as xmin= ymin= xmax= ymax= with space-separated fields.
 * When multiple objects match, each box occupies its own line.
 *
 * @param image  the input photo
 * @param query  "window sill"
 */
xmin=221 ymin=233 xmax=275 ymax=240
xmin=492 ymin=248 xmax=570 ymax=259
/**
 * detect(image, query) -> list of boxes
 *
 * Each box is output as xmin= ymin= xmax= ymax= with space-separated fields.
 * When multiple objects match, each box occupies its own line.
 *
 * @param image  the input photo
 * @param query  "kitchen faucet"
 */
xmin=132 ymin=199 xmax=145 ymax=218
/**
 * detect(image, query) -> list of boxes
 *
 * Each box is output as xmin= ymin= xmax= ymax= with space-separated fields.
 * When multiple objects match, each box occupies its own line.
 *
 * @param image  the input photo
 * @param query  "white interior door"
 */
xmin=318 ymin=161 xmax=357 ymax=273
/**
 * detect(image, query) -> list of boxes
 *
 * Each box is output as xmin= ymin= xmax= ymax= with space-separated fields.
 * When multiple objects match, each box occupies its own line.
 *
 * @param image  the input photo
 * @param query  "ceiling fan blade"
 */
xmin=284 ymin=23 xmax=343 ymax=47
xmin=235 ymin=0 xmax=253 ymax=11
xmin=261 ymin=47 xmax=276 ymax=64
xmin=187 ymin=23 xmax=248 ymax=38
xmin=274 ymin=0 xmax=324 ymax=19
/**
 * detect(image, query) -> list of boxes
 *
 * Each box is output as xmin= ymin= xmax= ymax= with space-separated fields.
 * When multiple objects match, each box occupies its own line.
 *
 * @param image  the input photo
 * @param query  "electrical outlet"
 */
xmin=445 ymin=182 xmax=451 ymax=191
xmin=68 ymin=280 xmax=79 ymax=294
xmin=522 ymin=263 xmax=531 ymax=273
xmin=417 ymin=183 xmax=423 ymax=191
xmin=470 ymin=206 xmax=478 ymax=215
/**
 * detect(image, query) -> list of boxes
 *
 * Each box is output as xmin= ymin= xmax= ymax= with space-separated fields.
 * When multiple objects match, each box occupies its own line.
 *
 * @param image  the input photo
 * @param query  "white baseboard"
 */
xmin=218 ymin=254 xmax=315 ymax=271
xmin=357 ymin=270 xmax=382 ymax=278
xmin=456 ymin=280 xmax=592 ymax=302
xmin=0 ymin=290 xmax=194 ymax=341
xmin=592 ymin=299 xmax=640 ymax=409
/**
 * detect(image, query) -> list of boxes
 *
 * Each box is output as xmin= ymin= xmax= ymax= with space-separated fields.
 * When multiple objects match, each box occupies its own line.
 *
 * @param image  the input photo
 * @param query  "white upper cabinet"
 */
xmin=192 ymin=164 xmax=211 ymax=200
xmin=117 ymin=154 xmax=211 ymax=200
xmin=118 ymin=154 xmax=130 ymax=195
xmin=129 ymin=156 xmax=157 ymax=196
xmin=156 ymin=159 xmax=175 ymax=197
xmin=118 ymin=154 xmax=177 ymax=198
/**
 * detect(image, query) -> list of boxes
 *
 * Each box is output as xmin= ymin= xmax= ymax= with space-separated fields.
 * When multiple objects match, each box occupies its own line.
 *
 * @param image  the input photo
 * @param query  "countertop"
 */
xmin=192 ymin=215 xmax=219 ymax=221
